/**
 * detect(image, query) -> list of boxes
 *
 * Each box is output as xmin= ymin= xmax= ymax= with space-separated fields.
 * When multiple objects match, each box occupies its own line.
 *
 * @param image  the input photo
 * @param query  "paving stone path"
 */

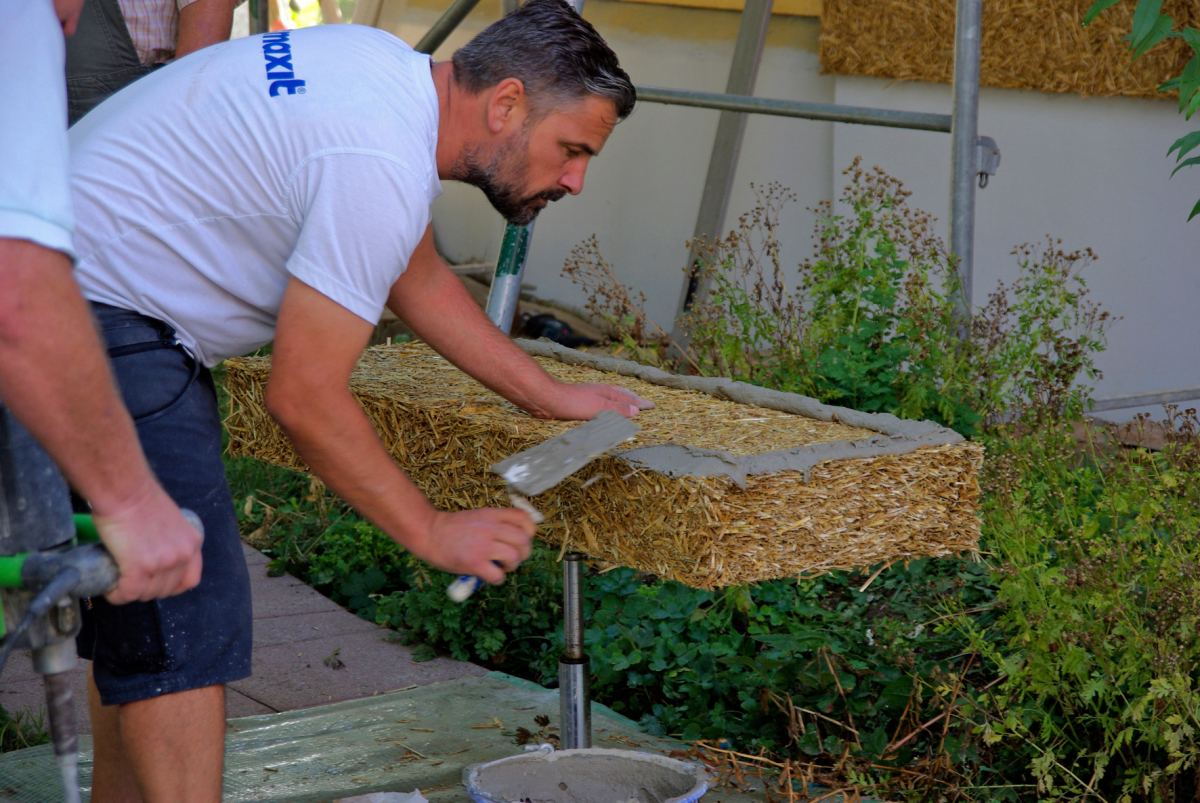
xmin=1 ymin=544 xmax=485 ymax=732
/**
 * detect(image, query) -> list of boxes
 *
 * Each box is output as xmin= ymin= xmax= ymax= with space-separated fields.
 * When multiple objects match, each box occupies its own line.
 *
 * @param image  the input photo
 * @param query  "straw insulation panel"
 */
xmin=223 ymin=340 xmax=982 ymax=589
xmin=820 ymin=0 xmax=1198 ymax=100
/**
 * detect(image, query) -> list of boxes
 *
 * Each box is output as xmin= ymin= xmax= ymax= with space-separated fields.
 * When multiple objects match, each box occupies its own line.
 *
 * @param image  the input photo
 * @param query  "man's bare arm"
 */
xmin=388 ymin=226 xmax=652 ymax=420
xmin=175 ymin=0 xmax=238 ymax=60
xmin=0 ymin=240 xmax=201 ymax=603
xmin=266 ymin=276 xmax=535 ymax=584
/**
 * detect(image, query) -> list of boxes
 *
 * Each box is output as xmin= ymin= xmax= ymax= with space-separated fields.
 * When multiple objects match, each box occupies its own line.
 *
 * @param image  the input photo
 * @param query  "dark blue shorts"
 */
xmin=77 ymin=304 xmax=252 ymax=705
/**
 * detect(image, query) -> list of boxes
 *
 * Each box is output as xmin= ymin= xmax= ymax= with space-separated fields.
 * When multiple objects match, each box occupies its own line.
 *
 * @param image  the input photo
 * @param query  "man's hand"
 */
xmin=91 ymin=481 xmax=204 ymax=605
xmin=529 ymin=381 xmax=654 ymax=421
xmin=411 ymin=508 xmax=537 ymax=584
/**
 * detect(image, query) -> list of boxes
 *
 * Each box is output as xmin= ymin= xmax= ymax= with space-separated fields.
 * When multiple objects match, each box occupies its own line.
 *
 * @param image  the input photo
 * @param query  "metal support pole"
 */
xmin=559 ymin=552 xmax=590 ymax=749
xmin=485 ymin=222 xmax=534 ymax=333
xmin=949 ymin=0 xmax=982 ymax=326
xmin=670 ymin=0 xmax=773 ymax=345
xmin=486 ymin=0 xmax=585 ymax=335
xmin=635 ymin=87 xmax=952 ymax=132
xmin=415 ymin=0 xmax=485 ymax=54
xmin=36 ymin=641 xmax=81 ymax=803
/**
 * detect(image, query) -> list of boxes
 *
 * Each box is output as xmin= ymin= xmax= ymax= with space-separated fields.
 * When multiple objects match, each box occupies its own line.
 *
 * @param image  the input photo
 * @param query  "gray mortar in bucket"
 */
xmin=464 ymin=746 xmax=711 ymax=803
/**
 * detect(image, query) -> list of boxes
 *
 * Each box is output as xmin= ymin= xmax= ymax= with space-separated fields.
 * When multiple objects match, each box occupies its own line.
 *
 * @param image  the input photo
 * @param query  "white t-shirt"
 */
xmin=71 ymin=25 xmax=443 ymax=367
xmin=0 ymin=0 xmax=75 ymax=258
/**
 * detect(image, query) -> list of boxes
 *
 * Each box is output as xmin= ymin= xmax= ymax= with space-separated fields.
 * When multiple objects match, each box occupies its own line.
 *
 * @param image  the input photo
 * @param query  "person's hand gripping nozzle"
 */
xmin=0 ymin=511 xmax=204 ymax=803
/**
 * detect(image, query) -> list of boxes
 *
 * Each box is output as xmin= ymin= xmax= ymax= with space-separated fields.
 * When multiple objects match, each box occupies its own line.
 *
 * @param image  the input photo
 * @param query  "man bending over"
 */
xmin=68 ymin=1 xmax=647 ymax=800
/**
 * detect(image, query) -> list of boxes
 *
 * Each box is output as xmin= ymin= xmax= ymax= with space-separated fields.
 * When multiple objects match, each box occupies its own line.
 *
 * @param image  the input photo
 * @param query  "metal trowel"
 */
xmin=446 ymin=410 xmax=639 ymax=601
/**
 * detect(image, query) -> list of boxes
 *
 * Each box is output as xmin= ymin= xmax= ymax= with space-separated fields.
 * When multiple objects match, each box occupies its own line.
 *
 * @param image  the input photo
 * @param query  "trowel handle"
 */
xmin=447 ymin=574 xmax=485 ymax=603
xmin=445 ymin=495 xmax=545 ymax=602
xmin=447 ymin=560 xmax=505 ymax=603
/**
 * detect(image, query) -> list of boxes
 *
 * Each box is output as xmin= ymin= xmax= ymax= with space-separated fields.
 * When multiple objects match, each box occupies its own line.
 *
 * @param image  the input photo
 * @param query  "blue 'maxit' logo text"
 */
xmin=261 ymin=31 xmax=305 ymax=97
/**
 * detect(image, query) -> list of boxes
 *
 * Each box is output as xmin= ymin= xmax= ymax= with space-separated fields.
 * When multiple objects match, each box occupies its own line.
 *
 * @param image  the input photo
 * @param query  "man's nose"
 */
xmin=559 ymin=162 xmax=586 ymax=196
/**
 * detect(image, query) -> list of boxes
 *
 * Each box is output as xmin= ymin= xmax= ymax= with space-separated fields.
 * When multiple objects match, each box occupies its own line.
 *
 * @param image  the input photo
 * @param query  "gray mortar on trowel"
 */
xmin=517 ymin=339 xmax=964 ymax=488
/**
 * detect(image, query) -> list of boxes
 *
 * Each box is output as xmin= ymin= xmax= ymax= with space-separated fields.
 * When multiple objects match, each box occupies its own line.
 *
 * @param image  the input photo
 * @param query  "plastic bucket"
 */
xmin=464 ymin=747 xmax=710 ymax=803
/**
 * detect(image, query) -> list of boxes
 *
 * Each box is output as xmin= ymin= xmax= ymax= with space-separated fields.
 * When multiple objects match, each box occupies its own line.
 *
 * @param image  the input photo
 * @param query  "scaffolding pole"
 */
xmin=636 ymin=87 xmax=952 ymax=132
xmin=415 ymin=0 xmax=484 ymax=54
xmin=949 ymin=0 xmax=983 ymax=325
xmin=669 ymin=0 xmax=774 ymax=343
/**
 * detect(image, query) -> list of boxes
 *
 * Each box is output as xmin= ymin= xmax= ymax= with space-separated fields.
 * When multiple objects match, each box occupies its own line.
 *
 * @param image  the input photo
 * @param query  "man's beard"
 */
xmin=452 ymin=128 xmax=566 ymax=227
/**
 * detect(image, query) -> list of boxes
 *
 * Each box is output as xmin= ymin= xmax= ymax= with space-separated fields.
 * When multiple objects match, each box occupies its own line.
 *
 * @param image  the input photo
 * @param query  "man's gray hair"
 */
xmin=451 ymin=0 xmax=636 ymax=121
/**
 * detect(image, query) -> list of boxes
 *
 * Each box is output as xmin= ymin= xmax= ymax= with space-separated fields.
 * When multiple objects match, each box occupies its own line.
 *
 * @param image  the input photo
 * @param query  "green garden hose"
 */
xmin=0 ymin=514 xmax=101 ymax=590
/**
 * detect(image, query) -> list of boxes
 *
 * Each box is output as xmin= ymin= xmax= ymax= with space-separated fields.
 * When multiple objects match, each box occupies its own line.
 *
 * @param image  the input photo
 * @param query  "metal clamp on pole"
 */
xmin=976 ymin=136 xmax=1000 ymax=188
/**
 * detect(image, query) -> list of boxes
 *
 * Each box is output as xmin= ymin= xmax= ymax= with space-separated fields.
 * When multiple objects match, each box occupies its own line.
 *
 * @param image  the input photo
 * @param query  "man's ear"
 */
xmin=486 ymin=78 xmax=527 ymax=134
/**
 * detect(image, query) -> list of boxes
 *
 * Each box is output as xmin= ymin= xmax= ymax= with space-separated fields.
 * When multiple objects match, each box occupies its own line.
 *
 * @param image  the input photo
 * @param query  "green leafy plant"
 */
xmin=790 ymin=164 xmax=975 ymax=428
xmin=578 ymin=561 xmax=998 ymax=759
xmin=971 ymin=240 xmax=1114 ymax=426
xmin=680 ymin=184 xmax=809 ymax=391
xmin=1084 ymin=0 xmax=1200 ymax=219
xmin=564 ymin=161 xmax=1113 ymax=435
xmin=372 ymin=542 xmax=564 ymax=669
xmin=367 ymin=536 xmax=1002 ymax=792
xmin=952 ymin=409 xmax=1200 ymax=802
xmin=562 ymin=236 xmax=697 ymax=373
